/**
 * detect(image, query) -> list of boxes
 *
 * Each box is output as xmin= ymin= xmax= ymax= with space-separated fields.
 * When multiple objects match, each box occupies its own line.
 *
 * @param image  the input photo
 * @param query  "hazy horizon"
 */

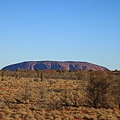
xmin=0 ymin=0 xmax=120 ymax=70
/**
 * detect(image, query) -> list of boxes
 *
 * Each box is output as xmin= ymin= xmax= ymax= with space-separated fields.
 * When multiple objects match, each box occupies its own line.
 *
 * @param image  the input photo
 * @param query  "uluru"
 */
xmin=2 ymin=61 xmax=109 ymax=71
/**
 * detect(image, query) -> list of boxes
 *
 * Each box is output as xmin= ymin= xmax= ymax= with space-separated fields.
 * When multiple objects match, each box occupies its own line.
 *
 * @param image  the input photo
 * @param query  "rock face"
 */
xmin=2 ymin=61 xmax=109 ymax=71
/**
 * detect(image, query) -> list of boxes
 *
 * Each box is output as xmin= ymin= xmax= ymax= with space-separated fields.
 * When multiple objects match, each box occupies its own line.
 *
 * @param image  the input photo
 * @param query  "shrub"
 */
xmin=85 ymin=71 xmax=113 ymax=108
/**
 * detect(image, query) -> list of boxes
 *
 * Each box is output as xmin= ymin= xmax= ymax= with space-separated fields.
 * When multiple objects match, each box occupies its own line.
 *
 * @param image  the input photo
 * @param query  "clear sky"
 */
xmin=0 ymin=0 xmax=120 ymax=70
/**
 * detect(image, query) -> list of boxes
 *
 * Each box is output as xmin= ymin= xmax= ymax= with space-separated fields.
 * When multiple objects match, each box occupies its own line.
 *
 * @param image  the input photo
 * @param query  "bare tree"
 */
xmin=85 ymin=71 xmax=112 ymax=108
xmin=111 ymin=77 xmax=120 ymax=108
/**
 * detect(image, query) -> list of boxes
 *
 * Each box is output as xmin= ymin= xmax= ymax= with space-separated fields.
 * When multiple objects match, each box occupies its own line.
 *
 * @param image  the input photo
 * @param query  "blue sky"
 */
xmin=0 ymin=0 xmax=120 ymax=70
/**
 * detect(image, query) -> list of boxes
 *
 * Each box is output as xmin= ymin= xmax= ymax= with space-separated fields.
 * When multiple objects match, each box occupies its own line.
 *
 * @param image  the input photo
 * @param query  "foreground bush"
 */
xmin=85 ymin=71 xmax=113 ymax=108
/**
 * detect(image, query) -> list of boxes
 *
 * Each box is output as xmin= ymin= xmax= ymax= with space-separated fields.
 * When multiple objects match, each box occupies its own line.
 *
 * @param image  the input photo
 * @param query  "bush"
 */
xmin=85 ymin=71 xmax=113 ymax=108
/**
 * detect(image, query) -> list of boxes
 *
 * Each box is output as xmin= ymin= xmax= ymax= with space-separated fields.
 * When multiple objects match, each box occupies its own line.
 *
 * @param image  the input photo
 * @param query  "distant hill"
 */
xmin=2 ymin=61 xmax=109 ymax=71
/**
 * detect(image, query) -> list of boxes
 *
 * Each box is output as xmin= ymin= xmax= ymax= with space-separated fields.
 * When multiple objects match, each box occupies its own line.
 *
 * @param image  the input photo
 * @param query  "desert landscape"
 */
xmin=1 ymin=0 xmax=120 ymax=120
xmin=0 ymin=69 xmax=120 ymax=120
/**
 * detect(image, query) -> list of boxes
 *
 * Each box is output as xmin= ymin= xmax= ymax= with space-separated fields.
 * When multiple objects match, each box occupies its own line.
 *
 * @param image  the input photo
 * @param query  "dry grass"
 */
xmin=0 ymin=76 xmax=120 ymax=120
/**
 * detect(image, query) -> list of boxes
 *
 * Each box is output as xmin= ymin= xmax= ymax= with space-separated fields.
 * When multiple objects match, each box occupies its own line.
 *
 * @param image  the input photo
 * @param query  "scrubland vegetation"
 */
xmin=0 ymin=69 xmax=120 ymax=120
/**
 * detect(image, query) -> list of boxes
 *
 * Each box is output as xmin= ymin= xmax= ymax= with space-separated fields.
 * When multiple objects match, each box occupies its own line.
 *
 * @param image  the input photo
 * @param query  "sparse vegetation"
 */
xmin=0 ymin=70 xmax=120 ymax=120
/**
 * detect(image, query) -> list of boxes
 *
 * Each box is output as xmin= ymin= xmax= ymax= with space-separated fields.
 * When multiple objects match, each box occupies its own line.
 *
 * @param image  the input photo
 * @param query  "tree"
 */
xmin=1 ymin=69 xmax=6 ymax=81
xmin=116 ymin=80 xmax=120 ymax=108
xmin=40 ymin=72 xmax=44 ymax=81
xmin=85 ymin=71 xmax=112 ymax=108
xmin=56 ymin=69 xmax=62 ymax=73
xmin=76 ymin=70 xmax=88 ymax=80
xmin=111 ymin=77 xmax=120 ymax=108
xmin=21 ymin=82 xmax=32 ymax=103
